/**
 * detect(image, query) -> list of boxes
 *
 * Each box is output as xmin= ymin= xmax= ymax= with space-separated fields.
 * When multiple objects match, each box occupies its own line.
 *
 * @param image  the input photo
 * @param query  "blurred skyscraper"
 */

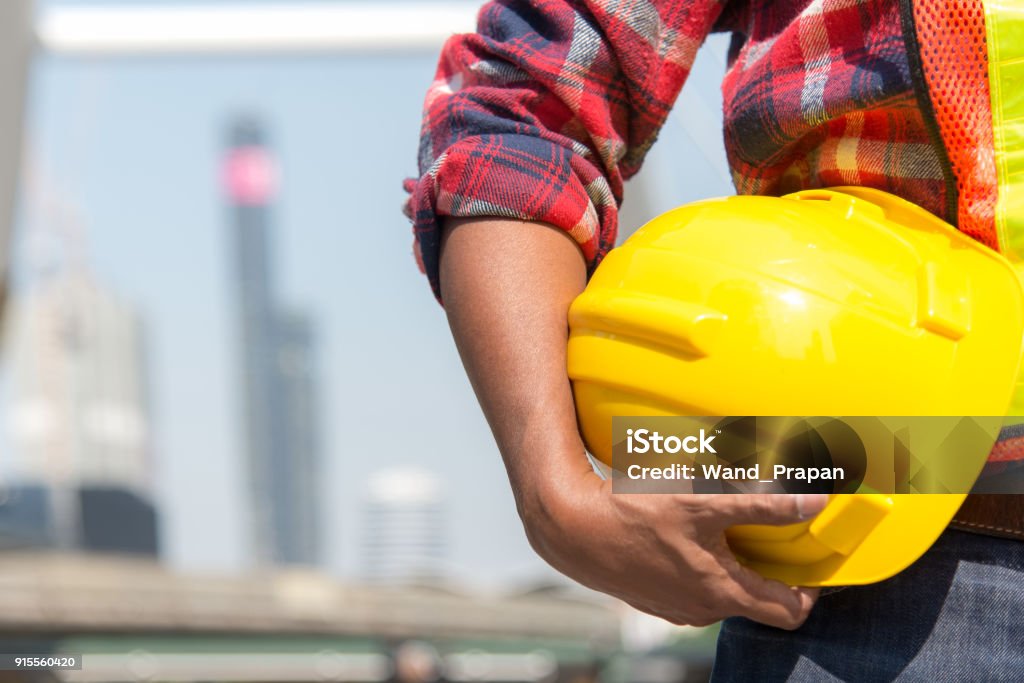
xmin=2 ymin=267 xmax=159 ymax=555
xmin=362 ymin=467 xmax=447 ymax=583
xmin=224 ymin=117 xmax=321 ymax=566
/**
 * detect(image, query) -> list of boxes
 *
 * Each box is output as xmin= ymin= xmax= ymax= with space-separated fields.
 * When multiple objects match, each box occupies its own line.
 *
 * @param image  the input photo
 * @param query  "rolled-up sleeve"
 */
xmin=404 ymin=0 xmax=726 ymax=300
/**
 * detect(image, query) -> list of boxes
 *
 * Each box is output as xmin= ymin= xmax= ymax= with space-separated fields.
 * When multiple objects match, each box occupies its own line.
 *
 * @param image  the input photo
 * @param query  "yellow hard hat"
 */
xmin=567 ymin=187 xmax=1024 ymax=586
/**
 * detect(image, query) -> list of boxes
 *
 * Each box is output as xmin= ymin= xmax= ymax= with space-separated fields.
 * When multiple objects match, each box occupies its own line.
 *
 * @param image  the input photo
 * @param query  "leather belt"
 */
xmin=950 ymin=494 xmax=1024 ymax=541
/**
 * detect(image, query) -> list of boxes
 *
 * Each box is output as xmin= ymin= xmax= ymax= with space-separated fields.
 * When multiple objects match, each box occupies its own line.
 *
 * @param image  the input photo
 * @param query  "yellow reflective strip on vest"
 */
xmin=984 ymin=2 xmax=1024 ymax=421
xmin=986 ymin=0 xmax=1024 ymax=260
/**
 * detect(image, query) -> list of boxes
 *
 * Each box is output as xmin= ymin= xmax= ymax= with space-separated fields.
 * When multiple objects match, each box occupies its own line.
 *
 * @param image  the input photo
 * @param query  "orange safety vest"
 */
xmin=907 ymin=1 xmax=1024 ymax=457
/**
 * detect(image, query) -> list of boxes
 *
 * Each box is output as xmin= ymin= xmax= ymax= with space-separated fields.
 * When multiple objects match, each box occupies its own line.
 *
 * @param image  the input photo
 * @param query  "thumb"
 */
xmin=706 ymin=493 xmax=830 ymax=529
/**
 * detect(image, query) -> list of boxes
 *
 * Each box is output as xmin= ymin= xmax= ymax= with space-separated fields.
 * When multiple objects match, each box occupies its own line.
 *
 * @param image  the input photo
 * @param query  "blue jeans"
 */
xmin=712 ymin=529 xmax=1024 ymax=682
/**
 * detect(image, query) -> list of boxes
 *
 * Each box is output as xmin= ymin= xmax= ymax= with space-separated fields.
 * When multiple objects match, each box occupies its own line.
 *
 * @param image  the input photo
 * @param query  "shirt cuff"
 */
xmin=404 ymin=133 xmax=617 ymax=302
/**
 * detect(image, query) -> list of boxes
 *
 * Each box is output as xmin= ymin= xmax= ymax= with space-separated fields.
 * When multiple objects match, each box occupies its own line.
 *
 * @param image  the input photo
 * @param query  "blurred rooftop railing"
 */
xmin=0 ymin=551 xmax=621 ymax=646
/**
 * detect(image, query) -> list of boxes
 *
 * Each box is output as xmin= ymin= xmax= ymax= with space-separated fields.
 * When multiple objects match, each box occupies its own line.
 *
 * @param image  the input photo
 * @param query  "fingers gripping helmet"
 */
xmin=567 ymin=187 xmax=1024 ymax=586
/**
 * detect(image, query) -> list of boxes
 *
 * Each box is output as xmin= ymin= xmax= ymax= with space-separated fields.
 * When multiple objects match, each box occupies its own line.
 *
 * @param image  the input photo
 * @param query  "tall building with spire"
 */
xmin=224 ymin=117 xmax=321 ymax=566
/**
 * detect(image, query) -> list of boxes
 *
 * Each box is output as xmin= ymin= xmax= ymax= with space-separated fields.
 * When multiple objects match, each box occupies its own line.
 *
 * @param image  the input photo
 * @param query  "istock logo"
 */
xmin=625 ymin=428 xmax=717 ymax=454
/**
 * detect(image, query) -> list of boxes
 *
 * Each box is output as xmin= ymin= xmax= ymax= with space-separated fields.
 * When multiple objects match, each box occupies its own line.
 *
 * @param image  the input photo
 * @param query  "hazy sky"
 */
xmin=0 ymin=0 xmax=733 ymax=587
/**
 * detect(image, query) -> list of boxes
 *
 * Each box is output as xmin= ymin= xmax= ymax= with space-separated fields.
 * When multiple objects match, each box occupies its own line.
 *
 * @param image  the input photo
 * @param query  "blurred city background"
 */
xmin=0 ymin=1 xmax=735 ymax=681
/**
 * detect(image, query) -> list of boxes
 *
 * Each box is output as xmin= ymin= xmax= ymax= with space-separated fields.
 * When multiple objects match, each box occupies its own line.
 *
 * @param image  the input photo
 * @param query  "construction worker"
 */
xmin=405 ymin=0 xmax=1024 ymax=679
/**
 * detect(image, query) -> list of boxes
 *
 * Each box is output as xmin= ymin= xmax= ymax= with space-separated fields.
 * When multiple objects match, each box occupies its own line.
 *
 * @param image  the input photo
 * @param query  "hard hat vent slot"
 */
xmin=792 ymin=191 xmax=836 ymax=202
xmin=789 ymin=190 xmax=886 ymax=222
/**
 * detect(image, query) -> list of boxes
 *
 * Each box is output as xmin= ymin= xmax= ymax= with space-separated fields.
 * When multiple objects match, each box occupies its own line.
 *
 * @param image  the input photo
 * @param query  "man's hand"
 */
xmin=526 ymin=471 xmax=827 ymax=629
xmin=439 ymin=217 xmax=824 ymax=630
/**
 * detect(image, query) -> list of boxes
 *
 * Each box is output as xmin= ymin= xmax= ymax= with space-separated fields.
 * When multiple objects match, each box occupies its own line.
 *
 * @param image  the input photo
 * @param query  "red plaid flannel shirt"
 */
xmin=404 ymin=0 xmax=947 ymax=300
xmin=405 ymin=0 xmax=1024 ymax=464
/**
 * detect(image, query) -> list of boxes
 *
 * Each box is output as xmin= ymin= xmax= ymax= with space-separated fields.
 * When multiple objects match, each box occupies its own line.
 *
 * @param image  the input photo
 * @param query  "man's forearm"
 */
xmin=437 ymin=216 xmax=823 ymax=629
xmin=439 ymin=217 xmax=593 ymax=510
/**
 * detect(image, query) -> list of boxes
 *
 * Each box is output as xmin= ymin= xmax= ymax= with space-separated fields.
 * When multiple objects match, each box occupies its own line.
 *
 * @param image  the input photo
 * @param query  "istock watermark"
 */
xmin=607 ymin=416 xmax=1024 ymax=495
xmin=625 ymin=428 xmax=717 ymax=454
